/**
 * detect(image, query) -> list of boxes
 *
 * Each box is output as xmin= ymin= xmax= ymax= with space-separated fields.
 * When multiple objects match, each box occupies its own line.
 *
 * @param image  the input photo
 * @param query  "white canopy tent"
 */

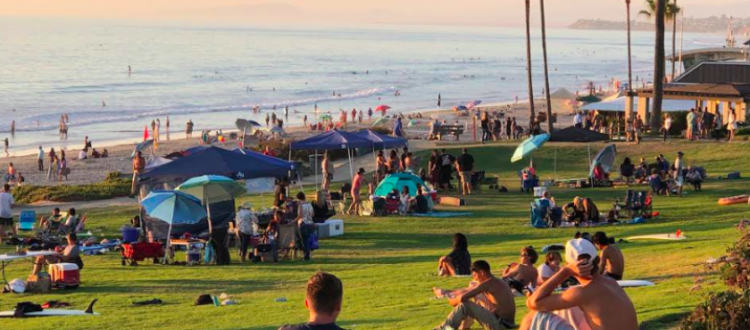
xmin=581 ymin=96 xmax=695 ymax=112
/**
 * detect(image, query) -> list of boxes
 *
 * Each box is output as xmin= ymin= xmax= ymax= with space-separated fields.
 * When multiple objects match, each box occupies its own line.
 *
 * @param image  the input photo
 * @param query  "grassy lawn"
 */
xmin=2 ymin=140 xmax=750 ymax=330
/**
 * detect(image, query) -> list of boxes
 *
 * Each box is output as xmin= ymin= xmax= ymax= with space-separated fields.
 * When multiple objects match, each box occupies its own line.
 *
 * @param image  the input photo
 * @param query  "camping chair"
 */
xmin=616 ymin=190 xmax=652 ymax=219
xmin=277 ymin=223 xmax=298 ymax=260
xmin=17 ymin=210 xmax=36 ymax=232
xmin=530 ymin=199 xmax=561 ymax=228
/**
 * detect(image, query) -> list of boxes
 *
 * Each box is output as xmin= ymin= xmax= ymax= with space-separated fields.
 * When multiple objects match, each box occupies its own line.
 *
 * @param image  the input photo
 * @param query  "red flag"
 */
xmin=143 ymin=125 xmax=149 ymax=141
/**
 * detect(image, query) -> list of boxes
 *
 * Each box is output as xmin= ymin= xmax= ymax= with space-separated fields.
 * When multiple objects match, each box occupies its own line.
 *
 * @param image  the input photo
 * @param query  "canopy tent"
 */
xmin=144 ymin=157 xmax=173 ymax=171
xmin=290 ymin=130 xmax=374 ymax=185
xmin=580 ymin=97 xmax=695 ymax=112
xmin=139 ymin=146 xmax=295 ymax=184
xmin=374 ymin=173 xmax=430 ymax=197
xmin=354 ymin=129 xmax=408 ymax=149
xmin=590 ymin=144 xmax=617 ymax=177
xmin=549 ymin=127 xmax=610 ymax=143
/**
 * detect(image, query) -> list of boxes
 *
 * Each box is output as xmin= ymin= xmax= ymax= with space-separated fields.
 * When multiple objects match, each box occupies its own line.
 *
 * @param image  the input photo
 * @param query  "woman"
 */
xmin=58 ymin=155 xmax=68 ymax=181
xmin=438 ymin=233 xmax=471 ymax=276
xmin=375 ymin=150 xmax=387 ymax=182
xmin=662 ymin=114 xmax=672 ymax=143
xmin=633 ymin=114 xmax=643 ymax=144
xmin=428 ymin=150 xmax=440 ymax=188
xmin=5 ymin=163 xmax=15 ymax=183
xmin=347 ymin=168 xmax=366 ymax=216
xmin=295 ymin=192 xmax=315 ymax=261
xmin=398 ymin=186 xmax=411 ymax=215
xmin=619 ymin=157 xmax=635 ymax=183
xmin=235 ymin=202 xmax=258 ymax=262
xmin=388 ymin=149 xmax=400 ymax=174
xmin=480 ymin=111 xmax=490 ymax=144
xmin=537 ymin=251 xmax=562 ymax=285
xmin=727 ymin=109 xmax=737 ymax=141
xmin=321 ymin=152 xmax=333 ymax=191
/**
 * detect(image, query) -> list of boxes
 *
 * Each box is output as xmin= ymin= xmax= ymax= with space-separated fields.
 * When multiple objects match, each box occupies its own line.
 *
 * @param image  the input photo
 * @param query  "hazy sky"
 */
xmin=5 ymin=0 xmax=750 ymax=27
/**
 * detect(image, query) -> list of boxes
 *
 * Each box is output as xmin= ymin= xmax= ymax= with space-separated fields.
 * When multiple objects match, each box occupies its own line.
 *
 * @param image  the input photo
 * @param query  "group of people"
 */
xmin=373 ymin=147 xmax=414 ymax=182
xmin=681 ymin=107 xmax=737 ymax=142
xmin=619 ymin=151 xmax=693 ymax=197
xmin=432 ymin=231 xmax=632 ymax=330
xmin=427 ymin=148 xmax=475 ymax=195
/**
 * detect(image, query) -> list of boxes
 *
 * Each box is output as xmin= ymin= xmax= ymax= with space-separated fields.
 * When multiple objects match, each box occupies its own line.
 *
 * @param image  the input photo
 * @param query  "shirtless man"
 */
xmin=520 ymin=239 xmax=638 ymax=330
xmin=433 ymin=260 xmax=516 ymax=330
xmin=592 ymin=232 xmax=625 ymax=280
xmin=321 ymin=152 xmax=333 ymax=191
xmin=503 ymin=246 xmax=539 ymax=293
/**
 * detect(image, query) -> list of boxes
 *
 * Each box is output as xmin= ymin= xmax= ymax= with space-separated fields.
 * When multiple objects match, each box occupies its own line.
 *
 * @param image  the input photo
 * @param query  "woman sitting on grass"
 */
xmin=438 ymin=233 xmax=471 ymax=276
xmin=537 ymin=251 xmax=562 ymax=285
xmin=562 ymin=197 xmax=600 ymax=225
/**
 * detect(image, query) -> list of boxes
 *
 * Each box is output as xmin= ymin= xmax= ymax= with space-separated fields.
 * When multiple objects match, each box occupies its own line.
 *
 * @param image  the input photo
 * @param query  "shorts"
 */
xmin=459 ymin=171 xmax=471 ymax=183
xmin=675 ymin=176 xmax=684 ymax=187
xmin=0 ymin=217 xmax=13 ymax=226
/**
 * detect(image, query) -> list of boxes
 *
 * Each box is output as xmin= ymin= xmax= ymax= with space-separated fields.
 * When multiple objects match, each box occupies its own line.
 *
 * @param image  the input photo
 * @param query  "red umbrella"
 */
xmin=143 ymin=125 xmax=149 ymax=141
xmin=375 ymin=105 xmax=391 ymax=112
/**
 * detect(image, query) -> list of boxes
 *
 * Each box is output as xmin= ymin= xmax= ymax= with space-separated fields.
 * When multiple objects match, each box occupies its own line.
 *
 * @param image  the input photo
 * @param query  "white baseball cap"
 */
xmin=565 ymin=239 xmax=599 ymax=265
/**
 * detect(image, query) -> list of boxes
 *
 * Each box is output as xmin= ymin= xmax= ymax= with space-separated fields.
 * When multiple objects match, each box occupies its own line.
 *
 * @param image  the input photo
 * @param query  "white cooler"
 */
xmin=317 ymin=219 xmax=344 ymax=239
xmin=533 ymin=186 xmax=547 ymax=197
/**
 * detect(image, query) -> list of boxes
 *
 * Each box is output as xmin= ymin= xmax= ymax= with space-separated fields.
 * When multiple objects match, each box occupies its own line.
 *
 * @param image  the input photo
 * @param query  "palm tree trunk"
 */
xmin=540 ymin=0 xmax=553 ymax=132
xmin=524 ymin=0 xmax=536 ymax=130
xmin=651 ymin=0 xmax=666 ymax=130
xmin=626 ymin=0 xmax=634 ymax=122
xmin=671 ymin=0 xmax=678 ymax=80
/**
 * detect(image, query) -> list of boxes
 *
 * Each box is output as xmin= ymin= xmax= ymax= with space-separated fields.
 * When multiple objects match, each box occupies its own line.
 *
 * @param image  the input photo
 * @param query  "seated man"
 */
xmin=32 ymin=233 xmax=83 ymax=275
xmin=40 ymin=207 xmax=64 ymax=234
xmin=520 ymin=239 xmax=638 ymax=330
xmin=433 ymin=260 xmax=516 ymax=330
xmin=592 ymin=232 xmax=625 ymax=281
xmin=648 ymin=169 xmax=668 ymax=196
xmin=278 ymin=272 xmax=346 ymax=330
xmin=60 ymin=208 xmax=79 ymax=234
xmin=91 ymin=148 xmax=101 ymax=159
xmin=503 ymin=246 xmax=539 ymax=293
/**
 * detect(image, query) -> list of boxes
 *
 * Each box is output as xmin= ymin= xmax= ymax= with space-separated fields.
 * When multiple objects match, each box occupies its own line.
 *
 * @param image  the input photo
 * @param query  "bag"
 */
xmin=26 ymin=274 xmax=51 ymax=293
xmin=307 ymin=230 xmax=319 ymax=251
xmin=195 ymin=294 xmax=213 ymax=306
xmin=256 ymin=244 xmax=273 ymax=253
xmin=14 ymin=302 xmax=42 ymax=317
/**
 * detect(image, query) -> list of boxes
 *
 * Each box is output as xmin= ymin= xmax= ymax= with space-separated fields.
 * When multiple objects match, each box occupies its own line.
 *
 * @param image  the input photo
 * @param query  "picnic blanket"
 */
xmin=411 ymin=212 xmax=472 ymax=218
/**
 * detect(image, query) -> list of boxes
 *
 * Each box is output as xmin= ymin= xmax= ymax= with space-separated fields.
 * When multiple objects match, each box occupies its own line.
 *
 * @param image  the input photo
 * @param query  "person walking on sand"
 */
xmin=303 ymin=114 xmax=308 ymax=127
xmin=368 ymin=108 xmax=373 ymax=120
xmin=131 ymin=151 xmax=145 ymax=197
xmin=351 ymin=108 xmax=357 ymax=123
xmin=186 ymin=119 xmax=194 ymax=138
xmin=358 ymin=110 xmax=363 ymax=124
xmin=150 ymin=120 xmax=156 ymax=138
xmin=10 ymin=121 xmax=15 ymax=135
xmin=156 ymin=118 xmax=161 ymax=142
xmin=166 ymin=116 xmax=170 ymax=140
xmin=38 ymin=146 xmax=44 ymax=172
xmin=3 ymin=138 xmax=8 ymax=157
xmin=265 ymin=113 xmax=270 ymax=128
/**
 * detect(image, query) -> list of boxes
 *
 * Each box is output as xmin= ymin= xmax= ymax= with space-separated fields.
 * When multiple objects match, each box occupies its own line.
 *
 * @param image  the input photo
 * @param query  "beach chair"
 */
xmin=17 ymin=210 xmax=36 ymax=232
xmin=617 ymin=190 xmax=652 ymax=219
xmin=530 ymin=199 xmax=560 ymax=228
xmin=277 ymin=223 xmax=298 ymax=260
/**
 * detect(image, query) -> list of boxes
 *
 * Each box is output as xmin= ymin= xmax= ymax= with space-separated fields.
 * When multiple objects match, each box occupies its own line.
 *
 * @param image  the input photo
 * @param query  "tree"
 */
xmin=640 ymin=0 xmax=682 ymax=80
xmin=650 ymin=0 xmax=667 ymax=130
xmin=524 ymin=0 xmax=536 ymax=130
xmin=540 ymin=0 xmax=553 ymax=132
xmin=625 ymin=0 xmax=634 ymax=123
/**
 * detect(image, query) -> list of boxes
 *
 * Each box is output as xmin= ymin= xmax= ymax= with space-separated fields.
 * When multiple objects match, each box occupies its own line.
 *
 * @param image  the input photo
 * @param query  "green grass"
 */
xmin=2 ymin=140 xmax=750 ymax=330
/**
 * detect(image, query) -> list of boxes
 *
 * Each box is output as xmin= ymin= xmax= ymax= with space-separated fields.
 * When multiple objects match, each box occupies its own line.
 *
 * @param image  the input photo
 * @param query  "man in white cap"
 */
xmin=519 ymin=239 xmax=638 ymax=330
xmin=235 ymin=202 xmax=258 ymax=262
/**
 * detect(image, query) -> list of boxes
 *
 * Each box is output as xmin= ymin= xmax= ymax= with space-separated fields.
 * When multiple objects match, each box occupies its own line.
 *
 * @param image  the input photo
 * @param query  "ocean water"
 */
xmin=0 ymin=18 xmax=724 ymax=155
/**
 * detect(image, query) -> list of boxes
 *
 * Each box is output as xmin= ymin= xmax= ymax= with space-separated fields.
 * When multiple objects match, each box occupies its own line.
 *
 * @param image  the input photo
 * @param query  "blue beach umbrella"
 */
xmin=511 ymin=133 xmax=550 ymax=163
xmin=176 ymin=175 xmax=245 ymax=233
xmin=589 ymin=144 xmax=617 ymax=177
xmin=141 ymin=190 xmax=208 ymax=245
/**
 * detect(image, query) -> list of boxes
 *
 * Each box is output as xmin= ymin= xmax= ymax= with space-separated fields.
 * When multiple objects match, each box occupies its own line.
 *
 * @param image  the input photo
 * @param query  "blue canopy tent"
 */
xmin=290 ymin=130 xmax=373 ymax=186
xmin=354 ymin=129 xmax=408 ymax=149
xmin=139 ymin=146 xmax=295 ymax=184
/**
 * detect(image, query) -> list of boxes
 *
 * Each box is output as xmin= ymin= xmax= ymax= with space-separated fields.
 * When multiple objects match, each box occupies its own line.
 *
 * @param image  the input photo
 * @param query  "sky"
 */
xmin=4 ymin=0 xmax=750 ymax=27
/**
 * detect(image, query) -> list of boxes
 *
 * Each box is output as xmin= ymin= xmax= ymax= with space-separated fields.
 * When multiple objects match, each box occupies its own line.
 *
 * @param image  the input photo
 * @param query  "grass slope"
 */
xmin=1 ymin=140 xmax=749 ymax=330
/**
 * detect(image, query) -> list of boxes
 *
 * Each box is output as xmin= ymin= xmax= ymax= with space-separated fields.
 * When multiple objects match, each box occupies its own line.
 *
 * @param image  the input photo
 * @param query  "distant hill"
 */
xmin=569 ymin=15 xmax=750 ymax=34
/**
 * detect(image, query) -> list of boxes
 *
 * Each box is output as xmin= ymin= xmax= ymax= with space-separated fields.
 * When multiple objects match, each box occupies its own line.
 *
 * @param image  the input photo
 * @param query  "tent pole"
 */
xmin=315 ymin=150 xmax=319 ymax=189
xmin=554 ymin=146 xmax=557 ymax=181
xmin=588 ymin=144 xmax=593 ymax=188
xmin=204 ymin=186 xmax=213 ymax=234
xmin=347 ymin=148 xmax=354 ymax=181
xmin=165 ymin=223 xmax=172 ymax=265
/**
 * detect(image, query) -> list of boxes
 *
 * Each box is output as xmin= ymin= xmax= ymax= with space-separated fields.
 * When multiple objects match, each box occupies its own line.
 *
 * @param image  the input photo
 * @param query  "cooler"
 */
xmin=49 ymin=263 xmax=80 ymax=289
xmin=122 ymin=227 xmax=140 ymax=243
xmin=317 ymin=219 xmax=343 ymax=239
xmin=533 ymin=186 xmax=547 ymax=197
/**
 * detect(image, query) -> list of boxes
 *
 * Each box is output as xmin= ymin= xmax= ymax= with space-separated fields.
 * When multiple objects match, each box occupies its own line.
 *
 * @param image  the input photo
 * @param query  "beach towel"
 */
xmin=529 ymin=308 xmax=592 ymax=330
xmin=410 ymin=212 xmax=472 ymax=218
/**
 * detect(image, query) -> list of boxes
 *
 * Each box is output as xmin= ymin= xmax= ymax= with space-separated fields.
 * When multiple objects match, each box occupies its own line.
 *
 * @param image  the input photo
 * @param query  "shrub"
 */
xmin=12 ymin=172 xmax=130 ymax=204
xmin=719 ymin=230 xmax=750 ymax=289
xmin=680 ymin=290 xmax=750 ymax=330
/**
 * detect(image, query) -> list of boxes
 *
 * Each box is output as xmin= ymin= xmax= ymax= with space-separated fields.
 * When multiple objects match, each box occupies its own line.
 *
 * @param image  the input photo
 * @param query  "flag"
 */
xmin=437 ymin=93 xmax=442 ymax=107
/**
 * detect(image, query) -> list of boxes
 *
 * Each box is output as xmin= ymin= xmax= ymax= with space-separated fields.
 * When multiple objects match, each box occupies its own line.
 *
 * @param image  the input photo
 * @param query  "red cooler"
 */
xmin=49 ymin=263 xmax=80 ymax=289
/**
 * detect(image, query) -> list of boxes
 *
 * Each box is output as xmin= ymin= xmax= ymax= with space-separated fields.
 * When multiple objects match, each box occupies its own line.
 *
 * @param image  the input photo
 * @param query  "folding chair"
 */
xmin=17 ymin=210 xmax=36 ymax=231
xmin=277 ymin=223 xmax=298 ymax=260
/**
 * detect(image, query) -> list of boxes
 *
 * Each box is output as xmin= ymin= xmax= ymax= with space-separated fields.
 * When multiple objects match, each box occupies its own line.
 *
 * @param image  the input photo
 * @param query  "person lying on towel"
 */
xmin=432 ymin=260 xmax=516 ymax=330
xmin=519 ymin=239 xmax=638 ymax=330
xmin=502 ymin=246 xmax=539 ymax=294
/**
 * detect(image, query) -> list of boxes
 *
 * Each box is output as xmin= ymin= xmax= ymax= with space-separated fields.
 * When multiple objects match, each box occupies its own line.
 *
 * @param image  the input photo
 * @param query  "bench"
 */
xmin=436 ymin=125 xmax=464 ymax=141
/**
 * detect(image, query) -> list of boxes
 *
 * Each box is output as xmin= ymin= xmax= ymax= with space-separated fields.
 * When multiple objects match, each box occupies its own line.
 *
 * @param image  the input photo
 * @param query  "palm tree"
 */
xmin=649 ymin=0 xmax=667 ymax=130
xmin=625 ymin=0 xmax=634 ymax=123
xmin=640 ymin=0 xmax=682 ymax=80
xmin=524 ymin=0 xmax=536 ymax=130
xmin=540 ymin=0 xmax=553 ymax=132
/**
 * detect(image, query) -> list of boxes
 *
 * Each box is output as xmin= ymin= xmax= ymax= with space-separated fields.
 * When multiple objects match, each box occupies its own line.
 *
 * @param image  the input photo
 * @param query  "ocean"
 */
xmin=0 ymin=18 xmax=724 ymax=155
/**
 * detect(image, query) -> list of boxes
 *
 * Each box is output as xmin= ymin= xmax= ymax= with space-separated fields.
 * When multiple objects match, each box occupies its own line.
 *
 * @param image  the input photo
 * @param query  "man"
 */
xmin=685 ymin=109 xmax=695 ymax=140
xmin=433 ymin=260 xmax=516 ymax=330
xmin=367 ymin=107 xmax=373 ymax=120
xmin=235 ymin=202 xmax=258 ymax=262
xmin=439 ymin=149 xmax=455 ymax=192
xmin=400 ymin=147 xmax=410 ymax=171
xmin=132 ymin=151 xmax=145 ymax=197
xmin=456 ymin=148 xmax=475 ymax=195
xmin=673 ymin=151 xmax=685 ymax=196
xmin=38 ymin=146 xmax=45 ymax=172
xmin=40 ymin=207 xmax=64 ymax=234
xmin=520 ymin=239 xmax=638 ymax=330
xmin=186 ymin=119 xmax=194 ymax=138
xmin=279 ymin=272 xmax=346 ymax=330
xmin=573 ymin=111 xmax=583 ymax=129
xmin=592 ymin=232 xmax=624 ymax=280
xmin=322 ymin=152 xmax=333 ymax=192
xmin=32 ymin=233 xmax=82 ymax=275
xmin=4 ymin=137 xmax=8 ymax=157
xmin=0 ymin=184 xmax=15 ymax=239
xmin=503 ymin=246 xmax=539 ymax=294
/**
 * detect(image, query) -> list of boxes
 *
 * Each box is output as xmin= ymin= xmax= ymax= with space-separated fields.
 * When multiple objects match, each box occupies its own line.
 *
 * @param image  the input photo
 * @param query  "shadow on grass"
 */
xmin=638 ymin=311 xmax=690 ymax=330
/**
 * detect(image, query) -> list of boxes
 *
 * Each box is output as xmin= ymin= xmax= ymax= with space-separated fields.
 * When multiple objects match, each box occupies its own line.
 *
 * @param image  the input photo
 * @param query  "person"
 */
xmin=0 ymin=184 xmax=15 ymax=239
xmin=400 ymin=147 xmax=410 ymax=171
xmin=519 ymin=239 xmax=638 ymax=330
xmin=38 ymin=146 xmax=45 ymax=172
xmin=10 ymin=120 xmax=15 ymax=135
xmin=438 ymin=233 xmax=471 ymax=276
xmin=166 ymin=115 xmax=170 ymax=138
xmin=375 ymin=150 xmax=387 ymax=183
xmin=91 ymin=148 xmax=101 ymax=158
xmin=235 ymin=202 xmax=259 ymax=262
xmin=388 ymin=149 xmax=401 ymax=174
xmin=368 ymin=107 xmax=373 ymax=120
xmin=322 ymin=152 xmax=334 ymax=191
xmin=296 ymin=192 xmax=316 ymax=261
xmin=481 ymin=111 xmax=490 ymax=144
xmin=278 ymin=272 xmax=346 ymax=330
xmin=619 ymin=157 xmax=635 ymax=183
xmin=457 ymin=148 xmax=475 ymax=195
xmin=440 ymin=149 xmax=455 ymax=192
xmin=632 ymin=114 xmax=643 ymax=144
xmin=58 ymin=155 xmax=69 ymax=181
xmin=537 ymin=252 xmax=562 ymax=285
xmin=132 ymin=151 xmax=145 ymax=196
xmin=60 ymin=208 xmax=79 ymax=234
xmin=3 ymin=137 xmax=8 ymax=157
xmin=40 ymin=207 xmax=64 ymax=233
xmin=573 ymin=111 xmax=583 ymax=129
xmin=393 ymin=117 xmax=403 ymax=138
xmin=674 ymin=151 xmax=685 ymax=197
xmin=503 ymin=246 xmax=539 ymax=293
xmin=347 ymin=168 xmax=366 ymax=216
xmin=274 ymin=178 xmax=289 ymax=209
xmin=186 ymin=119 xmax=194 ymax=138
xmin=398 ymin=186 xmax=411 ymax=215
xmin=101 ymin=149 xmax=109 ymax=158
xmin=727 ymin=108 xmax=737 ymax=141
xmin=648 ymin=168 xmax=668 ymax=196
xmin=562 ymin=197 xmax=599 ymax=225
xmin=686 ymin=108 xmax=695 ymax=140
xmin=4 ymin=162 xmax=15 ymax=183
xmin=662 ymin=114 xmax=672 ymax=143
xmin=256 ymin=210 xmax=280 ymax=263
xmin=592 ymin=163 xmax=606 ymax=184
xmin=32 ymin=233 xmax=83 ymax=275
xmin=592 ymin=232 xmax=624 ymax=280
xmin=433 ymin=260 xmax=516 ymax=330
xmin=78 ymin=148 xmax=88 ymax=160
xmin=263 ymin=146 xmax=276 ymax=157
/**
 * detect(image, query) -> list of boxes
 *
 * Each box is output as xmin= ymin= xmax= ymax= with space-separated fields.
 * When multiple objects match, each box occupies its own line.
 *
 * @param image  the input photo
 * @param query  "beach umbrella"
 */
xmin=372 ymin=117 xmax=389 ymax=127
xmin=140 ymin=190 xmax=207 ymax=248
xmin=453 ymin=105 xmax=468 ymax=111
xmin=466 ymin=100 xmax=482 ymax=109
xmin=375 ymin=105 xmax=391 ymax=112
xmin=320 ymin=114 xmax=332 ymax=120
xmin=374 ymin=173 xmax=431 ymax=197
xmin=176 ymin=175 xmax=245 ymax=233
xmin=511 ymin=133 xmax=550 ymax=163
xmin=235 ymin=119 xmax=261 ymax=132
xmin=269 ymin=126 xmax=285 ymax=135
xmin=589 ymin=144 xmax=617 ymax=177
xmin=407 ymin=119 xmax=418 ymax=127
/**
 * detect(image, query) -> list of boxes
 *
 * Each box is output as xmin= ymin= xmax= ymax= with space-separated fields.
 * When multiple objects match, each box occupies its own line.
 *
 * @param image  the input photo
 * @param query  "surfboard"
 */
xmin=617 ymin=280 xmax=655 ymax=288
xmin=0 ymin=299 xmax=99 ymax=318
xmin=627 ymin=233 xmax=686 ymax=241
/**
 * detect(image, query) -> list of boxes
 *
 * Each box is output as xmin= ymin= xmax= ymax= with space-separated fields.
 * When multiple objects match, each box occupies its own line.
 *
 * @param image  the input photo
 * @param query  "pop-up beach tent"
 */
xmin=375 ymin=173 xmax=430 ymax=197
xmin=139 ymin=146 xmax=295 ymax=184
xmin=290 ymin=129 xmax=373 ymax=186
xmin=354 ymin=129 xmax=408 ymax=149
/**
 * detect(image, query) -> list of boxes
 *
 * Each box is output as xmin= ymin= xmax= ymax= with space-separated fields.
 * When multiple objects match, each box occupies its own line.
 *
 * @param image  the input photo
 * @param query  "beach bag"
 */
xmin=13 ymin=302 xmax=42 ymax=317
xmin=307 ymin=230 xmax=319 ymax=251
xmin=203 ymin=242 xmax=215 ymax=264
xmin=195 ymin=294 xmax=213 ymax=306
